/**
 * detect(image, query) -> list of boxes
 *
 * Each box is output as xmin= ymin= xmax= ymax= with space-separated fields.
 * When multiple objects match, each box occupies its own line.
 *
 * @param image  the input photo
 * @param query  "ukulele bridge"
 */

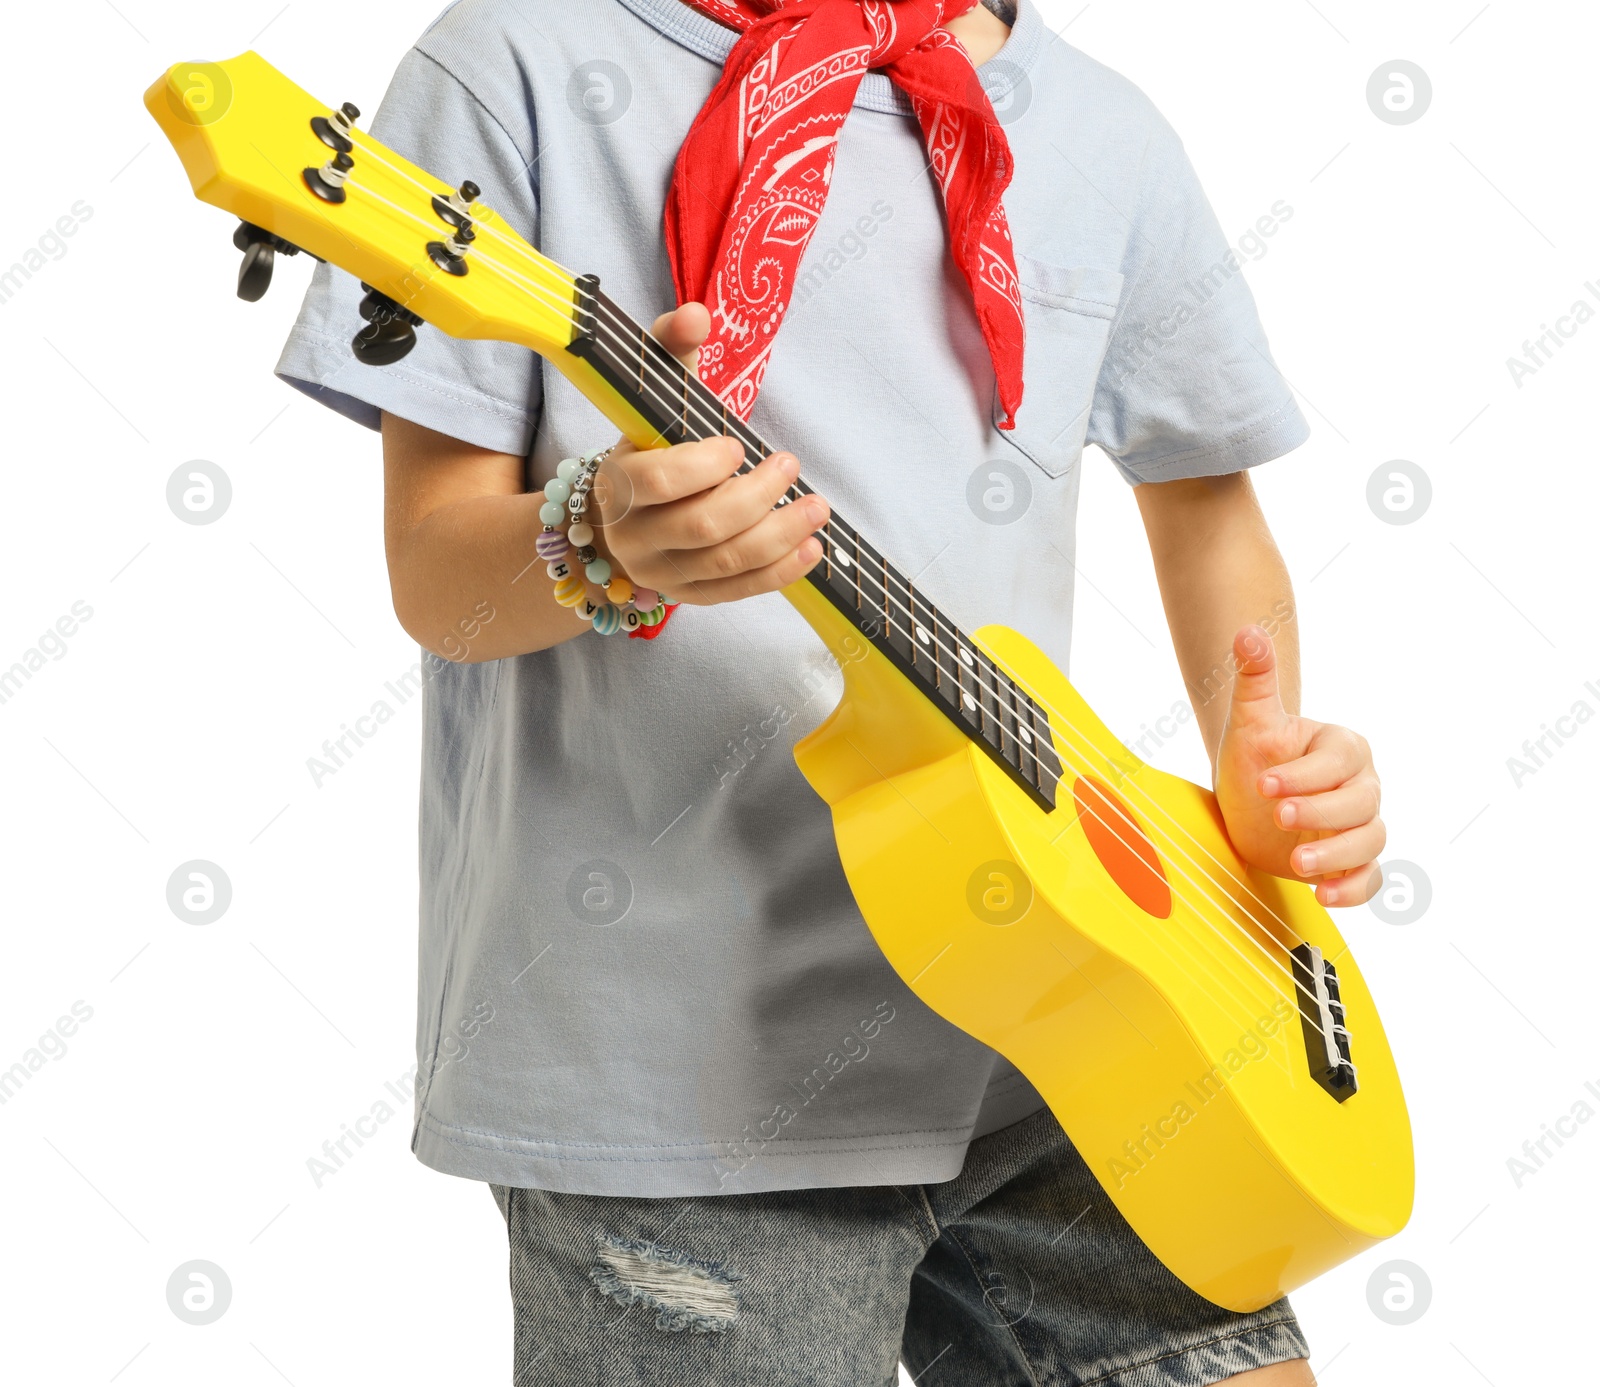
xmin=1290 ymin=943 xmax=1358 ymax=1102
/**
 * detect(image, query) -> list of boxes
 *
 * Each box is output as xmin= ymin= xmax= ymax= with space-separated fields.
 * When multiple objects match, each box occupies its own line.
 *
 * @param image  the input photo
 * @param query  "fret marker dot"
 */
xmin=915 ymin=625 xmax=930 ymax=645
xmin=962 ymin=693 xmax=977 ymax=712
xmin=836 ymin=551 xmax=851 ymax=569
xmin=1019 ymin=725 xmax=1033 ymax=744
xmin=959 ymin=648 xmax=974 ymax=667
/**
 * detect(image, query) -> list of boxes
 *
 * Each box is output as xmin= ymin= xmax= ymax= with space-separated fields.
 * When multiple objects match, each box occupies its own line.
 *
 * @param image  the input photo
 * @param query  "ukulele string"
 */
xmin=341 ymin=171 xmax=1330 ymax=1029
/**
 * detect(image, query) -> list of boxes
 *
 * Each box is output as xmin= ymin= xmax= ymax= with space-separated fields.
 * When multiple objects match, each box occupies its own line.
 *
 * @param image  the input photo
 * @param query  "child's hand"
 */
xmin=576 ymin=302 xmax=831 ymax=606
xmin=1214 ymin=626 xmax=1386 ymax=908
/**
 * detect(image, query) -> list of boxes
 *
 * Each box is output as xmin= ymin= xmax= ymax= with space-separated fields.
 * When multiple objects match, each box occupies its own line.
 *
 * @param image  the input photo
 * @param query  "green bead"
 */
xmin=585 ymin=557 xmax=612 ymax=585
xmin=538 ymin=500 xmax=564 ymax=526
xmin=556 ymin=457 xmax=582 ymax=482
xmin=544 ymin=477 xmax=571 ymax=504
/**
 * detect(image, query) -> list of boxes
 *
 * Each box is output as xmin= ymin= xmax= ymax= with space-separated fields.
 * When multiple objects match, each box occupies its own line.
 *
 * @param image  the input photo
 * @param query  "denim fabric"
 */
xmin=489 ymin=1108 xmax=1308 ymax=1385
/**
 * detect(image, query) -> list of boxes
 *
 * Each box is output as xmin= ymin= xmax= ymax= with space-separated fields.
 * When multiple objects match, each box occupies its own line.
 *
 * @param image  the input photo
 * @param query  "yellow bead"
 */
xmin=553 ymin=573 xmax=586 ymax=607
xmin=607 ymin=577 xmax=633 ymax=606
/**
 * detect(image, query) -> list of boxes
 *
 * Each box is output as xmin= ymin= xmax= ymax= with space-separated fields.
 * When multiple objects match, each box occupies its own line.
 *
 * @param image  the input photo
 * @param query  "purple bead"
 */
xmin=536 ymin=530 xmax=569 ymax=561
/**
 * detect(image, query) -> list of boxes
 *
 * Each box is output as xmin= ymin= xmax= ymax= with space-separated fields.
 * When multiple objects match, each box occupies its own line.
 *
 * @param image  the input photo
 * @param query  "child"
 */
xmin=278 ymin=1 xmax=1382 ymax=1381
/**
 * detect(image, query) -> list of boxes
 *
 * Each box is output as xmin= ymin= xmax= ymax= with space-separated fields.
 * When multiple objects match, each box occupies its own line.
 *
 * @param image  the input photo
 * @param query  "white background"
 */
xmin=1 ymin=0 xmax=1594 ymax=1383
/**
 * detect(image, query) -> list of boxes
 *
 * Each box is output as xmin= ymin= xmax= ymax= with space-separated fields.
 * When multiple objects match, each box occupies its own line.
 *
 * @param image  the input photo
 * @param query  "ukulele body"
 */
xmin=785 ymin=579 xmax=1414 ymax=1313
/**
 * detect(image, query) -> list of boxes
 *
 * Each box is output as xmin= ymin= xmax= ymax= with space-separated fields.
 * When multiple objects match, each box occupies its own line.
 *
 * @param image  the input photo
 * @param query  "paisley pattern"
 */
xmin=666 ymin=0 xmax=1026 ymax=428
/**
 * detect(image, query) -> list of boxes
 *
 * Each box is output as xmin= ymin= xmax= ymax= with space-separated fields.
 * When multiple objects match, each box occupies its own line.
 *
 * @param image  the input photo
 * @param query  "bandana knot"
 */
xmin=664 ymin=0 xmax=1026 ymax=428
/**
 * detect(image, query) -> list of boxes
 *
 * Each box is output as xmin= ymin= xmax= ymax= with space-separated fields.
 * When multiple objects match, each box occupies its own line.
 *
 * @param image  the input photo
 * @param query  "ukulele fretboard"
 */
xmin=567 ymin=276 xmax=1062 ymax=812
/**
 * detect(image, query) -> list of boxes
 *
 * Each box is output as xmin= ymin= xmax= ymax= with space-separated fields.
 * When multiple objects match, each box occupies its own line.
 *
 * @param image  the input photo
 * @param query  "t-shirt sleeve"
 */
xmin=274 ymin=46 xmax=542 ymax=457
xmin=1085 ymin=121 xmax=1310 ymax=485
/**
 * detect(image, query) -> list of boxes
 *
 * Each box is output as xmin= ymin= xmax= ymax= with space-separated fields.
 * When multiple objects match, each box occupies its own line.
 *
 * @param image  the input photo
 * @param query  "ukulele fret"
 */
xmin=884 ymin=554 xmax=892 ymax=642
xmin=975 ymin=649 xmax=1001 ymax=749
xmin=909 ymin=583 xmax=938 ymax=675
xmin=907 ymin=580 xmax=917 ymax=667
xmin=953 ymin=632 xmax=983 ymax=733
xmin=995 ymin=671 xmax=1023 ymax=773
xmin=853 ymin=527 xmax=862 ymax=612
xmin=931 ymin=607 xmax=961 ymax=708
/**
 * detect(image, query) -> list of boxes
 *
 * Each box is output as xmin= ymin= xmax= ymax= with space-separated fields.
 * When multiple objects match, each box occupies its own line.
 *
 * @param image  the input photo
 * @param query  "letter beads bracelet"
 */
xmin=537 ymin=449 xmax=669 ymax=637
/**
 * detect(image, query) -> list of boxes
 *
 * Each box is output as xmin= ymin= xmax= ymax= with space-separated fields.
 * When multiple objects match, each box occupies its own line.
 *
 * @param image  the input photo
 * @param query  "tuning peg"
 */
xmin=426 ymin=222 xmax=475 ymax=277
xmin=312 ymin=101 xmax=361 ymax=152
xmin=431 ymin=179 xmax=481 ymax=229
xmin=303 ymin=150 xmax=354 ymax=204
xmin=232 ymin=221 xmax=302 ymax=302
xmin=351 ymin=284 xmax=424 ymax=366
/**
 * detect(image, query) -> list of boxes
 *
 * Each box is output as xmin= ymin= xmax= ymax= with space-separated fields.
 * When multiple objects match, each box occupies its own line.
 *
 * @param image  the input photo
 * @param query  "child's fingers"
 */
xmin=1275 ymin=776 xmax=1381 ymax=833
xmin=1291 ymin=819 xmax=1387 ymax=880
xmin=674 ymin=535 xmax=826 ymax=606
xmin=644 ymin=451 xmax=810 ymax=552
xmin=1316 ymin=863 xmax=1383 ymax=909
xmin=1258 ymin=728 xmax=1369 ymax=798
xmin=654 ymin=494 xmax=829 ymax=589
xmin=597 ymin=435 xmax=745 ymax=521
xmin=650 ymin=303 xmax=713 ymax=375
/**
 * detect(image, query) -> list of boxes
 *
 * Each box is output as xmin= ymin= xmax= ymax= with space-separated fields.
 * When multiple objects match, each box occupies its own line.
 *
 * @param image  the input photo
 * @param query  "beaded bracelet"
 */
xmin=537 ymin=449 xmax=669 ymax=637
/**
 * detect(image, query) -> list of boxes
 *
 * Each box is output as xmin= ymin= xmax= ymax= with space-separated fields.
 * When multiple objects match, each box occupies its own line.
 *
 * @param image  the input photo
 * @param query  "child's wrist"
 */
xmin=537 ymin=450 xmax=669 ymax=636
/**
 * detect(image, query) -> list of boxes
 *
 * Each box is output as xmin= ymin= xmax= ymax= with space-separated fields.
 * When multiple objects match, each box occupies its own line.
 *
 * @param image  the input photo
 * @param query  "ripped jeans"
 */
xmin=487 ymin=1107 xmax=1308 ymax=1386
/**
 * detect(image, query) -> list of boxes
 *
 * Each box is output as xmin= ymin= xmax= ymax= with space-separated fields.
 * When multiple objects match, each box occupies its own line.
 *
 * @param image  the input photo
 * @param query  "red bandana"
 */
xmin=665 ymin=0 xmax=1025 ymax=428
xmin=636 ymin=0 xmax=1022 ymax=640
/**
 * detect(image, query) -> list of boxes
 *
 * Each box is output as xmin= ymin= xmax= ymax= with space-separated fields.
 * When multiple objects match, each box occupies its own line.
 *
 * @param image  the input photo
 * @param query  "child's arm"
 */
xmin=1138 ymin=473 xmax=1385 ymax=908
xmin=382 ymin=305 xmax=828 ymax=663
xmin=1136 ymin=473 xmax=1301 ymax=747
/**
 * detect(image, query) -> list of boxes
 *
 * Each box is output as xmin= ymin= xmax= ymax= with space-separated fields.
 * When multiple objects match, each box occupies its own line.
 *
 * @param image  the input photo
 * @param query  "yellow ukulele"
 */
xmin=147 ymin=53 xmax=1413 ymax=1312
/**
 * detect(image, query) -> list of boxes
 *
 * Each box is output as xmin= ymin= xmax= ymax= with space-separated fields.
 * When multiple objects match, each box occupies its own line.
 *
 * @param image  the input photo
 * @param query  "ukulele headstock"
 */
xmin=144 ymin=52 xmax=580 ymax=363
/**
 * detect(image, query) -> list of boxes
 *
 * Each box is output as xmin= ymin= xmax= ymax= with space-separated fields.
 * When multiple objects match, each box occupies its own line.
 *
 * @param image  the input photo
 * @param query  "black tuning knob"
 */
xmin=431 ymin=179 xmax=482 ymax=229
xmin=303 ymin=151 xmax=354 ymax=204
xmin=312 ymin=101 xmax=362 ymax=153
xmin=232 ymin=221 xmax=303 ymax=302
xmin=427 ymin=222 xmax=475 ymax=276
xmin=351 ymin=284 xmax=425 ymax=366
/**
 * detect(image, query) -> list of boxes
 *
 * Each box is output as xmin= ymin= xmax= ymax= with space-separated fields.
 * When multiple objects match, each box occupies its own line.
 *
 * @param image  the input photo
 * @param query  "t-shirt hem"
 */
xmin=414 ymin=1107 xmax=992 ymax=1196
xmin=1111 ymin=398 xmax=1311 ymax=486
xmin=968 ymin=1076 xmax=1049 ymax=1141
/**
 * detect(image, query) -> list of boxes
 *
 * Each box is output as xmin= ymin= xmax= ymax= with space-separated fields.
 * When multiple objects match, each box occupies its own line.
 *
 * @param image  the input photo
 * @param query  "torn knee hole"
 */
xmin=590 ymin=1233 xmax=742 ymax=1334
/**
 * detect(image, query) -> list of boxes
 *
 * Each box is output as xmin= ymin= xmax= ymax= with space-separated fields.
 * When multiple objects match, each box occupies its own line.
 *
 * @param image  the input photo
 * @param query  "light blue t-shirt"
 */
xmin=277 ymin=0 xmax=1310 ymax=1196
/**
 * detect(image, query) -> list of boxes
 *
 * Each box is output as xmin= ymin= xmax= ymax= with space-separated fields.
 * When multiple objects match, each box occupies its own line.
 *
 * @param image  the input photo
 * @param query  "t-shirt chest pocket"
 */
xmin=993 ymin=256 xmax=1126 ymax=478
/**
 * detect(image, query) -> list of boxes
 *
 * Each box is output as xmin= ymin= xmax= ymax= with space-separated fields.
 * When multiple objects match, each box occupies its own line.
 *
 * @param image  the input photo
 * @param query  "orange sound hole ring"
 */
xmin=1074 ymin=776 xmax=1173 ymax=919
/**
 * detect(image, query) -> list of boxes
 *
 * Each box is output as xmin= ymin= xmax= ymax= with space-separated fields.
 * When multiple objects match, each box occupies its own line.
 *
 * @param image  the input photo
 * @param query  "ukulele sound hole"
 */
xmin=1072 ymin=776 xmax=1172 ymax=919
